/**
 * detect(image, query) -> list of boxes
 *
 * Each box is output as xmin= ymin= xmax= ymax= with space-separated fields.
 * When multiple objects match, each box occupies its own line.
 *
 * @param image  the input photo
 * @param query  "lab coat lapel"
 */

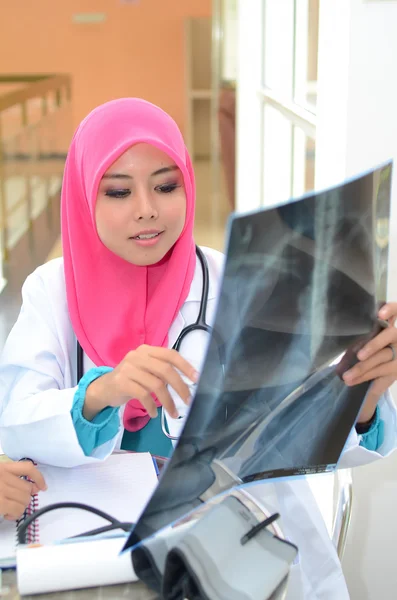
xmin=168 ymin=311 xmax=186 ymax=350
xmin=167 ymin=252 xmax=215 ymax=351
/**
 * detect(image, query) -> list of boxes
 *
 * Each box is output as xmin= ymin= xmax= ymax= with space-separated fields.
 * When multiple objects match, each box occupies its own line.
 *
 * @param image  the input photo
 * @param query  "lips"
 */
xmin=133 ymin=233 xmax=160 ymax=240
xmin=129 ymin=230 xmax=164 ymax=247
xmin=130 ymin=230 xmax=163 ymax=240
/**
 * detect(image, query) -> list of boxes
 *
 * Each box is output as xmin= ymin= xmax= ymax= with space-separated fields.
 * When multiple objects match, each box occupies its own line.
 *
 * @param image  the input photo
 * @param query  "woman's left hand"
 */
xmin=342 ymin=302 xmax=397 ymax=423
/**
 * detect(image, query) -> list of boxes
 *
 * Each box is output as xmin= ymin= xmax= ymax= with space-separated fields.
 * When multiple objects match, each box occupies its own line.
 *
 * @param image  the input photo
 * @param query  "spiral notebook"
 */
xmin=0 ymin=452 xmax=158 ymax=568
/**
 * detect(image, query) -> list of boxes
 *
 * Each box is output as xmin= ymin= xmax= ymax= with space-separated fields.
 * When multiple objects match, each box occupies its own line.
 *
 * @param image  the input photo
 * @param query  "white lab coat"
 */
xmin=0 ymin=245 xmax=396 ymax=599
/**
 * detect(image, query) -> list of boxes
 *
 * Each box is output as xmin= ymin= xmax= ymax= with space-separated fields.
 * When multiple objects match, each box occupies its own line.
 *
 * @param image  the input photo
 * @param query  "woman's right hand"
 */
xmin=0 ymin=462 xmax=47 ymax=520
xmin=84 ymin=345 xmax=199 ymax=421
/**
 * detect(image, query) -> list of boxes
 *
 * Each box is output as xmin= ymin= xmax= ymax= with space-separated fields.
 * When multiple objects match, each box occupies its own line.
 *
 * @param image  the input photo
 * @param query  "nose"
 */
xmin=133 ymin=189 xmax=158 ymax=221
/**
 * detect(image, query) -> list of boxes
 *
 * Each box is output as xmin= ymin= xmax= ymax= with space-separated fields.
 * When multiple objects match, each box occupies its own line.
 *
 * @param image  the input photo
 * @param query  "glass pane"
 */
xmin=292 ymin=126 xmax=316 ymax=197
xmin=262 ymin=0 xmax=295 ymax=95
xmin=307 ymin=0 xmax=319 ymax=83
xmin=262 ymin=104 xmax=292 ymax=207
xmin=221 ymin=0 xmax=238 ymax=82
xmin=294 ymin=0 xmax=319 ymax=112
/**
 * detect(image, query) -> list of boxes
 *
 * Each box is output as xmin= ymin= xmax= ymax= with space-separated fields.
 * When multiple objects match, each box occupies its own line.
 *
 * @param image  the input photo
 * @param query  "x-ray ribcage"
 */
xmin=125 ymin=162 xmax=392 ymax=549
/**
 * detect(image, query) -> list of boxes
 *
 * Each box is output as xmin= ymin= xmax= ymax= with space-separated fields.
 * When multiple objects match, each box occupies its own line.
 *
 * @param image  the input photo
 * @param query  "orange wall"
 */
xmin=0 ymin=0 xmax=212 ymax=135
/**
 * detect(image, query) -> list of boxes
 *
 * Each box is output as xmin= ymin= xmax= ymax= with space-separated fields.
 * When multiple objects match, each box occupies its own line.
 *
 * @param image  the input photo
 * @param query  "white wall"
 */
xmin=316 ymin=1 xmax=397 ymax=598
xmin=316 ymin=0 xmax=397 ymax=298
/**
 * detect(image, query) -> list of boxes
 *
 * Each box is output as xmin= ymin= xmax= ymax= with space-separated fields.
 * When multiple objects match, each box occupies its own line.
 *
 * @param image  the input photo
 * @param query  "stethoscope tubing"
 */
xmin=76 ymin=246 xmax=212 ymax=442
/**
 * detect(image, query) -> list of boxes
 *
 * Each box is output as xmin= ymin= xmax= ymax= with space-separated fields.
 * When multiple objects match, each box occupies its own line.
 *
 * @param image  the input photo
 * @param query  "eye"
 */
xmin=105 ymin=189 xmax=131 ymax=199
xmin=155 ymin=182 xmax=180 ymax=194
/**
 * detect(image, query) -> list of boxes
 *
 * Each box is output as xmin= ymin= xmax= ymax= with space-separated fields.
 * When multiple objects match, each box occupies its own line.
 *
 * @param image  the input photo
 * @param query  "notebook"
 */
xmin=0 ymin=452 xmax=158 ymax=568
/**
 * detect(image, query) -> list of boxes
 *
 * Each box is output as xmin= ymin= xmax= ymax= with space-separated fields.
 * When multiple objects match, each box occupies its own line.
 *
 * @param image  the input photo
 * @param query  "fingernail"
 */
xmin=357 ymin=349 xmax=369 ymax=360
xmin=151 ymin=408 xmax=158 ymax=419
xmin=379 ymin=307 xmax=387 ymax=317
xmin=191 ymin=371 xmax=199 ymax=383
xmin=343 ymin=370 xmax=353 ymax=381
xmin=186 ymin=395 xmax=192 ymax=404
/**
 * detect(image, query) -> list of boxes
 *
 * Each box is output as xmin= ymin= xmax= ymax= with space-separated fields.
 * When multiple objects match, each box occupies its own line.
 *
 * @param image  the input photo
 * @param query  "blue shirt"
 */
xmin=71 ymin=367 xmax=385 ymax=456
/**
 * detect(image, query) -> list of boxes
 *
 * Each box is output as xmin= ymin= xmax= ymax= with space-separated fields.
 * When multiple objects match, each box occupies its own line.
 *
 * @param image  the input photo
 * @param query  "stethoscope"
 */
xmin=76 ymin=245 xmax=212 ymax=441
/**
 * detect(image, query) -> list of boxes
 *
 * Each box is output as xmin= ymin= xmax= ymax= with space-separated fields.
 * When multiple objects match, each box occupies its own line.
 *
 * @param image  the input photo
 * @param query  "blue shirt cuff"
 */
xmin=71 ymin=366 xmax=121 ymax=456
xmin=358 ymin=406 xmax=385 ymax=452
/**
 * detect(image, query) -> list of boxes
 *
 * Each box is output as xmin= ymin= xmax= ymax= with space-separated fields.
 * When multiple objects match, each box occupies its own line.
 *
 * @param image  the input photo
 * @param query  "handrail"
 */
xmin=0 ymin=74 xmax=53 ymax=83
xmin=0 ymin=73 xmax=72 ymax=261
xmin=0 ymin=74 xmax=71 ymax=114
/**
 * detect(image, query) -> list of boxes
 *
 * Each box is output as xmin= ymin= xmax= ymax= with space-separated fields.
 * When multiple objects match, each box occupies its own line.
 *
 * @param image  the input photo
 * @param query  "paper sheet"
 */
xmin=0 ymin=452 xmax=157 ymax=564
xmin=0 ymin=520 xmax=17 ymax=567
xmin=17 ymin=536 xmax=136 ymax=595
xmin=37 ymin=452 xmax=157 ymax=543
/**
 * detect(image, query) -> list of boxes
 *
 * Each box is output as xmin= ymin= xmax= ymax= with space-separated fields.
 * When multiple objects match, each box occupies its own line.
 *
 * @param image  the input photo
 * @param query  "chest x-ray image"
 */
xmin=125 ymin=162 xmax=392 ymax=549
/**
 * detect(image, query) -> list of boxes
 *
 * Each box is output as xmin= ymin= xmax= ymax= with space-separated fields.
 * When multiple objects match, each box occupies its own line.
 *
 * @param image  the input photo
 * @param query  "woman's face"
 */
xmin=96 ymin=143 xmax=187 ymax=266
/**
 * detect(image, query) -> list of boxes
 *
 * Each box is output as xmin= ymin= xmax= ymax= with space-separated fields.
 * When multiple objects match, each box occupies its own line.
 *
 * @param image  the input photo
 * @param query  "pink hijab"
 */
xmin=61 ymin=98 xmax=196 ymax=431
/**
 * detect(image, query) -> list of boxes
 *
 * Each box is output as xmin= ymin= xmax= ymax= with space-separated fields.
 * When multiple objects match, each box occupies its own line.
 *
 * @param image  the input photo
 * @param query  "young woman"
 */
xmin=0 ymin=98 xmax=396 ymax=597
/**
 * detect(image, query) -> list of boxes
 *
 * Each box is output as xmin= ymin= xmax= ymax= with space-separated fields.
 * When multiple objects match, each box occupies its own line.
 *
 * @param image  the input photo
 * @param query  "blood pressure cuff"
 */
xmin=131 ymin=495 xmax=298 ymax=600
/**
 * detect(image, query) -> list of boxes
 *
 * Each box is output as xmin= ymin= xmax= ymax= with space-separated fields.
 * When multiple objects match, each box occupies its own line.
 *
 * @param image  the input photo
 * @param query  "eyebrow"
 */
xmin=102 ymin=165 xmax=179 ymax=180
xmin=102 ymin=173 xmax=132 ymax=180
xmin=151 ymin=165 xmax=179 ymax=177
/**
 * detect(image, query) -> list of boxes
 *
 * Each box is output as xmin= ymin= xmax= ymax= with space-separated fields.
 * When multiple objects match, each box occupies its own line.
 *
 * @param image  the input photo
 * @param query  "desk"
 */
xmin=2 ymin=571 xmax=159 ymax=599
xmin=0 ymin=454 xmax=165 ymax=599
